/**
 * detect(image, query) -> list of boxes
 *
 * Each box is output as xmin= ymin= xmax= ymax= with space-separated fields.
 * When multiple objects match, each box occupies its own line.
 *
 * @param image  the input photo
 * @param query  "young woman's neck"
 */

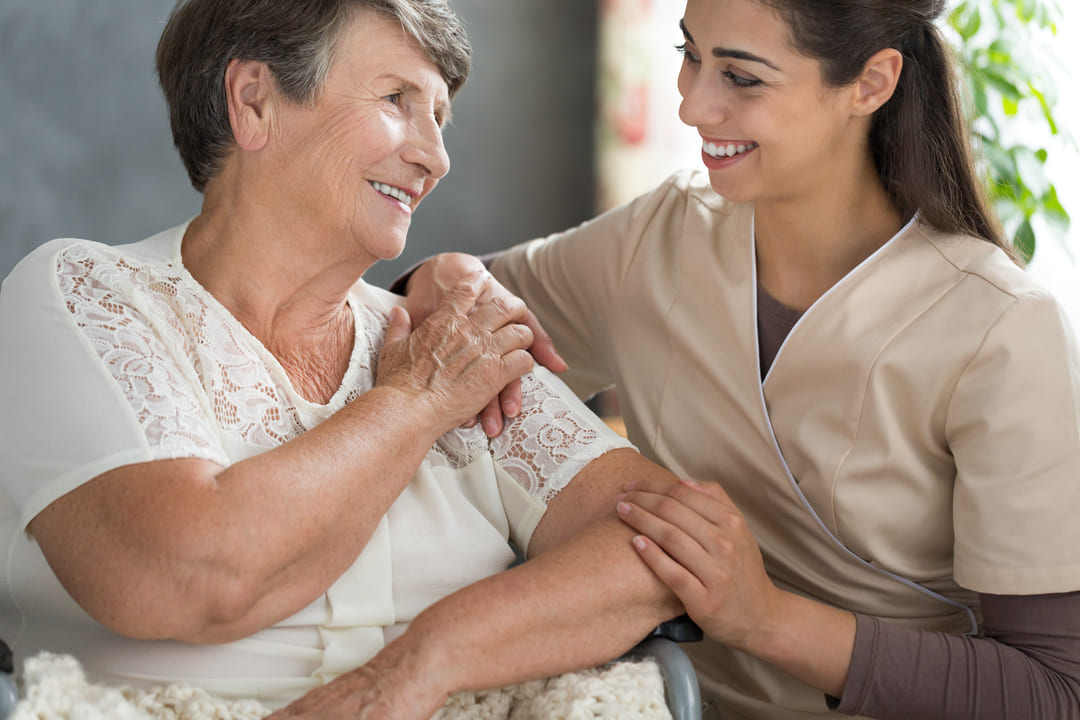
xmin=753 ymin=159 xmax=903 ymax=312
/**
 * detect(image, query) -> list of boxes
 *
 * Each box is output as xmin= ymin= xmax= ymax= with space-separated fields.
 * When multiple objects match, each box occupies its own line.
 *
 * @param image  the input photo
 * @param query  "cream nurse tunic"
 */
xmin=0 ymin=223 xmax=632 ymax=708
xmin=491 ymin=169 xmax=1080 ymax=719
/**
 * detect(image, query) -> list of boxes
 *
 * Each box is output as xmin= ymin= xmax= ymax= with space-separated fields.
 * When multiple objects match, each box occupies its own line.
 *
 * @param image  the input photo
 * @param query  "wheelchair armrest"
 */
xmin=627 ymin=616 xmax=704 ymax=720
xmin=647 ymin=613 xmax=704 ymax=643
xmin=0 ymin=640 xmax=16 ymax=720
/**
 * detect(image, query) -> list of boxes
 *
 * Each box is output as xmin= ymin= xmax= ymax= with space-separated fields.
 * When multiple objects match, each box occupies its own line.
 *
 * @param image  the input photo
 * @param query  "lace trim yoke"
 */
xmin=57 ymin=242 xmax=609 ymax=505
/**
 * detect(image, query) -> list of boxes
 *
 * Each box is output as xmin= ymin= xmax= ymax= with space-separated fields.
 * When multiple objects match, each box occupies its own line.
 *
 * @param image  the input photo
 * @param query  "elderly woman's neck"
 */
xmin=182 ymin=206 xmax=362 ymax=403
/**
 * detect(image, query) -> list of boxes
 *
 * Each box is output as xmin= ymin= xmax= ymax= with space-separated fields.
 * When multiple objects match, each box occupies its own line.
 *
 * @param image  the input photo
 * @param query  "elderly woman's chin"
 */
xmin=359 ymin=228 xmax=411 ymax=266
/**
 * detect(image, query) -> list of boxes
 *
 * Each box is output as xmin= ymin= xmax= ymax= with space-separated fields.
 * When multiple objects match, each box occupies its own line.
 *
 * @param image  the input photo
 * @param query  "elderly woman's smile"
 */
xmin=369 ymin=180 xmax=416 ymax=209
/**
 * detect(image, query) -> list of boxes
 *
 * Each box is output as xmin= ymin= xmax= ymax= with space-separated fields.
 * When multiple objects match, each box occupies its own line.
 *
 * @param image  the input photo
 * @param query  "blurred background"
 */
xmin=1 ymin=0 xmax=1076 ymax=322
xmin=0 ymin=1 xmax=600 ymax=291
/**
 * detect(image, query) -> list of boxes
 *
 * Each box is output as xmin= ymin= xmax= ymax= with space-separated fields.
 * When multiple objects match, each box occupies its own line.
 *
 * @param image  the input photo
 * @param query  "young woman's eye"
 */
xmin=722 ymin=70 xmax=761 ymax=89
xmin=675 ymin=43 xmax=700 ymax=65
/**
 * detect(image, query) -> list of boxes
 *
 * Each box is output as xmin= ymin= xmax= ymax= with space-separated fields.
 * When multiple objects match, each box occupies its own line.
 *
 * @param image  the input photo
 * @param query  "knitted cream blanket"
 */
xmin=12 ymin=652 xmax=673 ymax=720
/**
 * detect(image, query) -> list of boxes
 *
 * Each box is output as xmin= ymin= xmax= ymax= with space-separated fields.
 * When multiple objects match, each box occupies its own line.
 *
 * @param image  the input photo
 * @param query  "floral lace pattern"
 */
xmin=488 ymin=373 xmax=605 ymax=504
xmin=57 ymin=243 xmax=622 ymax=505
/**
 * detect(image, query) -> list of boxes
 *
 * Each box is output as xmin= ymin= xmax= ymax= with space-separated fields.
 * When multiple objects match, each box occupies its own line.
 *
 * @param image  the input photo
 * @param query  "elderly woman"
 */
xmin=0 ymin=0 xmax=684 ymax=717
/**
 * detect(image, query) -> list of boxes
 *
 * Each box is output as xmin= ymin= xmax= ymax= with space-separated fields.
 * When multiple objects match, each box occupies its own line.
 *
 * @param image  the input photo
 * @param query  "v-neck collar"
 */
xmin=166 ymin=220 xmax=372 ymax=412
xmin=752 ymin=211 xmax=921 ymax=387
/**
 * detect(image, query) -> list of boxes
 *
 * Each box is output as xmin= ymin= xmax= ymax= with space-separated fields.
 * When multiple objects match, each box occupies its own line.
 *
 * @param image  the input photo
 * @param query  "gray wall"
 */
xmin=0 ymin=1 xmax=597 ymax=290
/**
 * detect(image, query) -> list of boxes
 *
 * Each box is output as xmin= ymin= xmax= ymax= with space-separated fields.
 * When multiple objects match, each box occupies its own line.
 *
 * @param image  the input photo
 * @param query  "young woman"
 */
xmin=402 ymin=0 xmax=1080 ymax=717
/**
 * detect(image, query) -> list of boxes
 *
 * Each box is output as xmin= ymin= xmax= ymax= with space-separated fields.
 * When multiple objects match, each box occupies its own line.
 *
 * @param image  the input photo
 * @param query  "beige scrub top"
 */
xmin=491 ymin=169 xmax=1080 ymax=719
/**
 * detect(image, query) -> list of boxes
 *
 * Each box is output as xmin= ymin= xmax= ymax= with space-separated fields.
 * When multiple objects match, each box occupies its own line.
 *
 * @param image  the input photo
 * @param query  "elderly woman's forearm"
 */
xmin=30 ymin=384 xmax=445 ymax=644
xmin=179 ymin=387 xmax=445 ymax=642
xmin=394 ymin=515 xmax=683 ymax=697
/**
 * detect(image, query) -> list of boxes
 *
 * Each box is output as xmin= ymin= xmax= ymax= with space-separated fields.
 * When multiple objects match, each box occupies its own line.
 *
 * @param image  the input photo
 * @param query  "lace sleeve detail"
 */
xmin=58 ymin=250 xmax=228 ymax=464
xmin=489 ymin=369 xmax=633 ymax=506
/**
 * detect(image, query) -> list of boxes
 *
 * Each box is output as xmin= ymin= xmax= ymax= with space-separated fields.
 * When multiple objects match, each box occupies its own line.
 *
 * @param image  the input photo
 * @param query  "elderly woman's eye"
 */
xmin=384 ymin=92 xmax=402 ymax=105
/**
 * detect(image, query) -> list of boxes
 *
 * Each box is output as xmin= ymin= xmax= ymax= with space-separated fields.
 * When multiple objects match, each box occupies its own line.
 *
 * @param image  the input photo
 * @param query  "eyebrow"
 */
xmin=679 ymin=19 xmax=781 ymax=72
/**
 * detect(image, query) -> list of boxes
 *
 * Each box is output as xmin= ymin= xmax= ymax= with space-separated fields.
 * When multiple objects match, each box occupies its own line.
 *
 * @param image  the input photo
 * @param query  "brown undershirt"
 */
xmin=758 ymin=283 xmax=1080 ymax=717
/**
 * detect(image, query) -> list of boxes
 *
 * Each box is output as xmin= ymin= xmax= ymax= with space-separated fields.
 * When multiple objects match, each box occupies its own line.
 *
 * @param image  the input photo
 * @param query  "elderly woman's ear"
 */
xmin=225 ymin=58 xmax=274 ymax=151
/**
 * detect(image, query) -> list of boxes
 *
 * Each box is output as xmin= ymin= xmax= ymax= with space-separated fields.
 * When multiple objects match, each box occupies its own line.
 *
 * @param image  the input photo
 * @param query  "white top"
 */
xmin=0 ymin=223 xmax=632 ymax=707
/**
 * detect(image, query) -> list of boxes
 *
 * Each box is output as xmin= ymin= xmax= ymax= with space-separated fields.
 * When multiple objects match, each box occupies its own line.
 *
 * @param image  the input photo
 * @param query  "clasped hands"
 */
xmin=268 ymin=262 xmax=784 ymax=719
xmin=375 ymin=268 xmax=540 ymax=435
xmin=395 ymin=254 xmax=780 ymax=648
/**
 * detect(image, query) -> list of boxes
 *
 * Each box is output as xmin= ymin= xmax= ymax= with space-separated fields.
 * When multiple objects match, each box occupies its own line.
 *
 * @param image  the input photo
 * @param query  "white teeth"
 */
xmin=371 ymin=181 xmax=412 ymax=205
xmin=703 ymin=141 xmax=757 ymax=158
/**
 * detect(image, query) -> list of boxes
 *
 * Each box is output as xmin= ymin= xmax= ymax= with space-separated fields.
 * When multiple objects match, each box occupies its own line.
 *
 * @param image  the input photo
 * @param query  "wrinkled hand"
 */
xmin=404 ymin=253 xmax=567 ymax=437
xmin=378 ymin=271 xmax=536 ymax=437
xmin=266 ymin=644 xmax=446 ymax=720
xmin=616 ymin=476 xmax=779 ymax=651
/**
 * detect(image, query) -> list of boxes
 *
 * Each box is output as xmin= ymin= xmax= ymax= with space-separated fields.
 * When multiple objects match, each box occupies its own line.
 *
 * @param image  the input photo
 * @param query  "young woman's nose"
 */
xmin=678 ymin=67 xmax=728 ymax=131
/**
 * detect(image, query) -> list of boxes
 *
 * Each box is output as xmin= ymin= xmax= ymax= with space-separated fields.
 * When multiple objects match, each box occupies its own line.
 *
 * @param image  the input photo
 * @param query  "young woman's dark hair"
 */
xmin=761 ymin=0 xmax=1011 ymax=256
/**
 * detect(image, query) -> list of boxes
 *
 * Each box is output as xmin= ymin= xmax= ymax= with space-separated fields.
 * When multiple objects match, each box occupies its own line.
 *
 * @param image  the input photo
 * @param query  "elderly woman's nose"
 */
xmin=406 ymin=114 xmax=450 ymax=179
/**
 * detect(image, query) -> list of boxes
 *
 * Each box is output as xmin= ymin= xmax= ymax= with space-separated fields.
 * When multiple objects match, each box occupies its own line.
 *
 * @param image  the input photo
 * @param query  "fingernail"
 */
xmin=615 ymin=492 xmax=626 ymax=502
xmin=482 ymin=417 xmax=498 ymax=436
xmin=617 ymin=502 xmax=632 ymax=515
xmin=632 ymin=536 xmax=647 ymax=551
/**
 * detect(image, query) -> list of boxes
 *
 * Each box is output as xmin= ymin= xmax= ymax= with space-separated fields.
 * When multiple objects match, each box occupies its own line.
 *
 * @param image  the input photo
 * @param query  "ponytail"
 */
xmin=875 ymin=23 xmax=1011 ymax=256
xmin=762 ymin=1 xmax=1013 ymax=259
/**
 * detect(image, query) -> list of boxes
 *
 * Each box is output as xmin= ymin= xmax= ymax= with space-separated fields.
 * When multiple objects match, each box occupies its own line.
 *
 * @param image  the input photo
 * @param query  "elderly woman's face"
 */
xmin=272 ymin=10 xmax=451 ymax=265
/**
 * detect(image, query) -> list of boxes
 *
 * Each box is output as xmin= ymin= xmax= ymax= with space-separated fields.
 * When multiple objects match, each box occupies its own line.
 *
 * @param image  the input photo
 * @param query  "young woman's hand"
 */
xmin=615 ymin=476 xmax=780 ymax=651
xmin=617 ymin=475 xmax=858 ymax=697
xmin=403 ymin=253 xmax=566 ymax=436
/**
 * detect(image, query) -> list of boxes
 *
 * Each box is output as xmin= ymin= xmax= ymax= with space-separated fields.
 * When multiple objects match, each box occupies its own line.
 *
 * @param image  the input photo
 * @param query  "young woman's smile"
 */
xmin=677 ymin=0 xmax=859 ymax=207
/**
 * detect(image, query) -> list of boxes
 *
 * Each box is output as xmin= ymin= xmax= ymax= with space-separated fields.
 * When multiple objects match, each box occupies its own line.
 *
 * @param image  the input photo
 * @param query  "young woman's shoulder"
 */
xmin=914 ymin=222 xmax=1050 ymax=303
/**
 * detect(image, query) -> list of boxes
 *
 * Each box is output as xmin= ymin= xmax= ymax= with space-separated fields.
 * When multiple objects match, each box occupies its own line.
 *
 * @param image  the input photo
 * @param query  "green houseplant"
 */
xmin=946 ymin=0 xmax=1072 ymax=261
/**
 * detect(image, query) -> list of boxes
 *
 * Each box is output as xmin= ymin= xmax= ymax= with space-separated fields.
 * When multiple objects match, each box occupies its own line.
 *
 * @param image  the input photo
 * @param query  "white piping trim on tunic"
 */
xmin=750 ymin=210 xmax=979 ymax=636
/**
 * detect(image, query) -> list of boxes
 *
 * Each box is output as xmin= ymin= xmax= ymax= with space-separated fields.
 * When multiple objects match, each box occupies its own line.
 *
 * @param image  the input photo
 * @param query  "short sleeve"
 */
xmin=490 ymin=367 xmax=634 ymax=551
xmin=0 ymin=241 xmax=225 ymax=530
xmin=491 ymin=170 xmax=719 ymax=401
xmin=948 ymin=289 xmax=1080 ymax=594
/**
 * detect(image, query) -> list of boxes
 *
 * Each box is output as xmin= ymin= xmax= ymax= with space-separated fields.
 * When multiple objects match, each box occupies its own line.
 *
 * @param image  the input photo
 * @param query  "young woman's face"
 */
xmin=677 ymin=0 xmax=861 ymax=206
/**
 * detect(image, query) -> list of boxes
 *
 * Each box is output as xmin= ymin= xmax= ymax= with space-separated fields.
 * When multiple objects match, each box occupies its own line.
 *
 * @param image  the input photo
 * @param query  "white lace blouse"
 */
xmin=0 ymin=223 xmax=632 ymax=706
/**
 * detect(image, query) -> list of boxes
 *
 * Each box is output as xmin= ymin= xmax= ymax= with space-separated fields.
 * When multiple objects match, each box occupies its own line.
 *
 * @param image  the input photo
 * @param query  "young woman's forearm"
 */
xmin=740 ymin=589 xmax=857 ymax=699
xmin=835 ymin=592 xmax=1080 ymax=719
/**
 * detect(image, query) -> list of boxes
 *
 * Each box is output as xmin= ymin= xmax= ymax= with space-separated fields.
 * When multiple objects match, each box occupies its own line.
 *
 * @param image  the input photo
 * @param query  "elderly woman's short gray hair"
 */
xmin=155 ymin=0 xmax=471 ymax=193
